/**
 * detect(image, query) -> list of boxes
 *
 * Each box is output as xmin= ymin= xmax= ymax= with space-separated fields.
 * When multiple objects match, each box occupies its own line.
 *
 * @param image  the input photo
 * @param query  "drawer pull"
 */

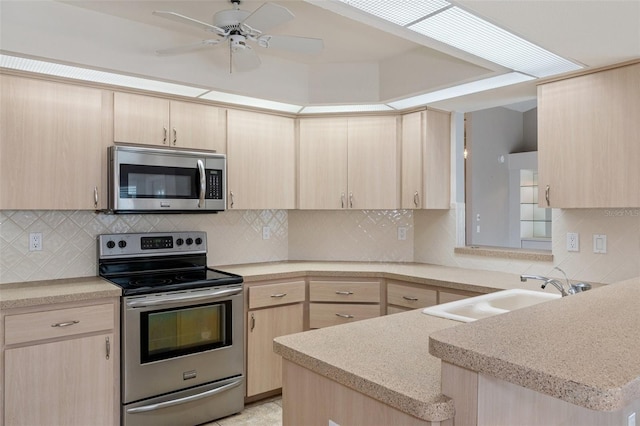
xmin=270 ymin=293 xmax=287 ymax=298
xmin=403 ymin=296 xmax=419 ymax=301
xmin=335 ymin=291 xmax=354 ymax=295
xmin=51 ymin=320 xmax=79 ymax=328
xmin=335 ymin=313 xmax=354 ymax=319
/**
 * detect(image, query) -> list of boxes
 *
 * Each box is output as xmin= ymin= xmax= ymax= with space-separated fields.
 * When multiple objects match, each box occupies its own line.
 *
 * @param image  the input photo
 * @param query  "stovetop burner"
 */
xmin=97 ymin=232 xmax=243 ymax=296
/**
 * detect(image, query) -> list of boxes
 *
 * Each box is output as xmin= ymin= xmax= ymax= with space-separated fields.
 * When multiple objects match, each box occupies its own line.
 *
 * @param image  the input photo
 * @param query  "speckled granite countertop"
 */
xmin=0 ymin=276 xmax=121 ymax=310
xmin=216 ymin=261 xmax=551 ymax=294
xmin=429 ymin=276 xmax=640 ymax=412
xmin=274 ymin=309 xmax=460 ymax=422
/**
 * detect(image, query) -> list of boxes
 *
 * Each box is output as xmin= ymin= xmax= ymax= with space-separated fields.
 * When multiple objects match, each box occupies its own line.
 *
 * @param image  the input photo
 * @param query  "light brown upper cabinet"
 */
xmin=226 ymin=109 xmax=296 ymax=209
xmin=537 ymin=61 xmax=640 ymax=208
xmin=299 ymin=116 xmax=400 ymax=210
xmin=401 ymin=109 xmax=451 ymax=210
xmin=113 ymin=92 xmax=226 ymax=153
xmin=0 ymin=74 xmax=108 ymax=210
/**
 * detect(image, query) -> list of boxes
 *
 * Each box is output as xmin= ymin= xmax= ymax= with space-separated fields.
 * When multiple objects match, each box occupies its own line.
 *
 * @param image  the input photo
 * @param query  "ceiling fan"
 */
xmin=153 ymin=0 xmax=324 ymax=72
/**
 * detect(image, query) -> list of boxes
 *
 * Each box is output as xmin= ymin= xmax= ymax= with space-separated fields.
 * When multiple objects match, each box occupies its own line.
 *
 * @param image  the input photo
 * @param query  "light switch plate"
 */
xmin=593 ymin=234 xmax=607 ymax=254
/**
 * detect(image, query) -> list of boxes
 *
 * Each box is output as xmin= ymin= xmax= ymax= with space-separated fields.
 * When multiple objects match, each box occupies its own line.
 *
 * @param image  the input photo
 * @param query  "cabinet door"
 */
xmin=114 ymin=92 xmax=169 ymax=146
xmin=298 ymin=117 xmax=349 ymax=209
xmin=401 ymin=111 xmax=424 ymax=209
xmin=424 ymin=109 xmax=451 ymax=209
xmin=347 ymin=116 xmax=400 ymax=209
xmin=227 ymin=109 xmax=296 ymax=209
xmin=537 ymin=63 xmax=640 ymax=208
xmin=0 ymin=75 xmax=106 ymax=210
xmin=170 ymin=100 xmax=227 ymax=152
xmin=4 ymin=333 xmax=115 ymax=426
xmin=247 ymin=303 xmax=304 ymax=396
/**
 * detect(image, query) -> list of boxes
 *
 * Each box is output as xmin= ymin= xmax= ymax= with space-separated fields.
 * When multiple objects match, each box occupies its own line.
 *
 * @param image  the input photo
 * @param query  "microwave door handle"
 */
xmin=197 ymin=159 xmax=206 ymax=208
xmin=126 ymin=378 xmax=243 ymax=414
xmin=126 ymin=288 xmax=242 ymax=308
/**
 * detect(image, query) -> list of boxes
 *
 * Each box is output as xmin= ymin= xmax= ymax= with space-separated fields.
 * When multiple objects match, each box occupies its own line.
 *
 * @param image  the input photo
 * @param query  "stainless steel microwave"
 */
xmin=108 ymin=145 xmax=226 ymax=213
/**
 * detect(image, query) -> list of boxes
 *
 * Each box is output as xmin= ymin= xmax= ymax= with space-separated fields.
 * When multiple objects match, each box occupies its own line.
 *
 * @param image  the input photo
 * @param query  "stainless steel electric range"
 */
xmin=98 ymin=231 xmax=244 ymax=426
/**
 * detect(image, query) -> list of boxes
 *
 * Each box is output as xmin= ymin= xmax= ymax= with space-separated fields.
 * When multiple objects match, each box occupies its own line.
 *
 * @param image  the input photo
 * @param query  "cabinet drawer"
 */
xmin=309 ymin=280 xmax=380 ymax=303
xmin=309 ymin=303 xmax=380 ymax=328
xmin=387 ymin=282 xmax=437 ymax=309
xmin=5 ymin=303 xmax=115 ymax=346
xmin=439 ymin=291 xmax=472 ymax=304
xmin=248 ymin=281 xmax=305 ymax=309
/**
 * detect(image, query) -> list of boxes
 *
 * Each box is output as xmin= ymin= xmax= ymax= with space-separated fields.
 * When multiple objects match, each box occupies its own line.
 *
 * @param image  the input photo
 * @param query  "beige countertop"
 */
xmin=0 ymin=276 xmax=121 ymax=310
xmin=429 ymin=276 xmax=640 ymax=412
xmin=274 ymin=309 xmax=460 ymax=422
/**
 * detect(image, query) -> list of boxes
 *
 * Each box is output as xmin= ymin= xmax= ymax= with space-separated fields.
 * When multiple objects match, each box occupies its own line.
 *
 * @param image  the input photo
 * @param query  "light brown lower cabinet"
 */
xmin=282 ymin=360 xmax=448 ymax=426
xmin=2 ymin=299 xmax=119 ymax=426
xmin=308 ymin=278 xmax=381 ymax=328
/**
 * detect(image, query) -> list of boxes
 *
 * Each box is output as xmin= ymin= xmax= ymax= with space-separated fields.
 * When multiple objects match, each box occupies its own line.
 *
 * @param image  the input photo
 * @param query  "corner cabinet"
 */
xmin=0 ymin=74 xmax=109 ymax=210
xmin=2 ymin=298 xmax=119 ymax=426
xmin=246 ymin=280 xmax=305 ymax=398
xmin=113 ymin=92 xmax=226 ymax=152
xmin=299 ymin=116 xmax=400 ymax=209
xmin=227 ymin=109 xmax=296 ymax=209
xmin=537 ymin=61 xmax=640 ymax=208
xmin=401 ymin=109 xmax=451 ymax=209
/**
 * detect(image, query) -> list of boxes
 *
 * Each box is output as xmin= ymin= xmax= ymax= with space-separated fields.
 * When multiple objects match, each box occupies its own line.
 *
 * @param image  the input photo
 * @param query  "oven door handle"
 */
xmin=126 ymin=288 xmax=242 ymax=308
xmin=126 ymin=378 xmax=243 ymax=414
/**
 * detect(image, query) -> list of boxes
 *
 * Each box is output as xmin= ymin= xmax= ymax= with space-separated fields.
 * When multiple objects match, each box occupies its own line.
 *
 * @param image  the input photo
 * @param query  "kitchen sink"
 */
xmin=422 ymin=289 xmax=560 ymax=322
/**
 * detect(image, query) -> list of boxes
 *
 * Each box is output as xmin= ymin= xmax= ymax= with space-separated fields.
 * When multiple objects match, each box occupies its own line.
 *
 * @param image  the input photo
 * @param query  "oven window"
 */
xmin=120 ymin=164 xmax=197 ymax=199
xmin=141 ymin=301 xmax=232 ymax=363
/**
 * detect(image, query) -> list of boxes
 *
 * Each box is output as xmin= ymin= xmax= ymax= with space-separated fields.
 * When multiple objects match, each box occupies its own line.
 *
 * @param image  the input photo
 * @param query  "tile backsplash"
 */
xmin=1 ymin=207 xmax=638 ymax=285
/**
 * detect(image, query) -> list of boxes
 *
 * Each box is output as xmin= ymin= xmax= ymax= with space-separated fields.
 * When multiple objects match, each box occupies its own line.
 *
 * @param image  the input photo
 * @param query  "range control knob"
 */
xmin=195 ymin=237 xmax=203 ymax=245
xmin=186 ymin=238 xmax=193 ymax=246
xmin=176 ymin=238 xmax=184 ymax=246
xmin=118 ymin=240 xmax=127 ymax=249
xmin=106 ymin=240 xmax=116 ymax=249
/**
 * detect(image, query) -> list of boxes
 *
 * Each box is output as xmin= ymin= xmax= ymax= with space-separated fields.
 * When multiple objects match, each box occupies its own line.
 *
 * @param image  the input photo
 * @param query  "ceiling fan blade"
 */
xmin=156 ymin=40 xmax=221 ymax=55
xmin=240 ymin=3 xmax=294 ymax=34
xmin=232 ymin=46 xmax=261 ymax=72
xmin=153 ymin=11 xmax=227 ymax=36
xmin=258 ymin=35 xmax=324 ymax=54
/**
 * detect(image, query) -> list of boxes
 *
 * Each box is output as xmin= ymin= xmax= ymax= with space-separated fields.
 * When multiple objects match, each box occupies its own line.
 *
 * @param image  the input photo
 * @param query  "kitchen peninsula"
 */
xmin=272 ymin=275 xmax=640 ymax=426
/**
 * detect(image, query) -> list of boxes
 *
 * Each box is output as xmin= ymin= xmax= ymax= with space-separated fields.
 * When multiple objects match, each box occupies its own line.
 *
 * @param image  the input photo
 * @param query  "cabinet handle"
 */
xmin=414 ymin=191 xmax=419 ymax=208
xmin=94 ymin=186 xmax=99 ymax=209
xmin=341 ymin=193 xmax=345 ymax=209
xmin=403 ymin=296 xmax=419 ymax=301
xmin=335 ymin=313 xmax=354 ymax=319
xmin=229 ymin=191 xmax=234 ymax=208
xmin=173 ymin=128 xmax=177 ymax=146
xmin=349 ymin=192 xmax=353 ymax=208
xmin=545 ymin=185 xmax=550 ymax=206
xmin=335 ymin=291 xmax=353 ymax=295
xmin=163 ymin=126 xmax=167 ymax=144
xmin=51 ymin=320 xmax=79 ymax=328
xmin=106 ymin=336 xmax=110 ymax=360
xmin=250 ymin=313 xmax=255 ymax=332
xmin=270 ymin=293 xmax=287 ymax=298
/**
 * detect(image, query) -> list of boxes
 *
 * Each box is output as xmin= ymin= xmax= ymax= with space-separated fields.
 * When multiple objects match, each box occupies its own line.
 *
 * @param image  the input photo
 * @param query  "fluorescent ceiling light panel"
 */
xmin=338 ymin=0 xmax=450 ymax=26
xmin=387 ymin=72 xmax=535 ymax=110
xmin=0 ymin=54 xmax=208 ymax=97
xmin=199 ymin=90 xmax=303 ymax=114
xmin=300 ymin=104 xmax=394 ymax=114
xmin=408 ymin=7 xmax=582 ymax=78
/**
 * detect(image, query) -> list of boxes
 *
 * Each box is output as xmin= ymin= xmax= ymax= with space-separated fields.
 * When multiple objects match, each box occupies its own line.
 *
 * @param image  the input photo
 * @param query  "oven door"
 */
xmin=110 ymin=145 xmax=226 ymax=212
xmin=122 ymin=285 xmax=244 ymax=404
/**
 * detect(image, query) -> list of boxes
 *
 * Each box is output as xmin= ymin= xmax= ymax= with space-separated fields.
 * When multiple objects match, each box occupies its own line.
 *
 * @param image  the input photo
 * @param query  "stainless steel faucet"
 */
xmin=520 ymin=267 xmax=592 ymax=297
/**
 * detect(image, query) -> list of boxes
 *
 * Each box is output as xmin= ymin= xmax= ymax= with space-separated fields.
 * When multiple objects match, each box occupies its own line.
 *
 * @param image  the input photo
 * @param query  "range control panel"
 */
xmin=98 ymin=232 xmax=207 ymax=259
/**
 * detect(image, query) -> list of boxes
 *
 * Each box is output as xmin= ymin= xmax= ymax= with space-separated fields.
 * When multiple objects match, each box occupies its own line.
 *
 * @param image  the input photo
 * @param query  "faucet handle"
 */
xmin=572 ymin=282 xmax=592 ymax=292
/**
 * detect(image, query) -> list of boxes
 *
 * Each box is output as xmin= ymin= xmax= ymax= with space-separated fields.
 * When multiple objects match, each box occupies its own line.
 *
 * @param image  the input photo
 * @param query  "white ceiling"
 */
xmin=1 ymin=0 xmax=639 ymax=112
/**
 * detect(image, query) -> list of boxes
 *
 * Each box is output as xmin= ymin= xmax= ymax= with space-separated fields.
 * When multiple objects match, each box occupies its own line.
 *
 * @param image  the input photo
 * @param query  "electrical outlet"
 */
xmin=397 ymin=226 xmax=408 ymax=241
xmin=262 ymin=226 xmax=271 ymax=240
xmin=566 ymin=232 xmax=579 ymax=252
xmin=29 ymin=232 xmax=43 ymax=251
xmin=593 ymin=234 xmax=607 ymax=254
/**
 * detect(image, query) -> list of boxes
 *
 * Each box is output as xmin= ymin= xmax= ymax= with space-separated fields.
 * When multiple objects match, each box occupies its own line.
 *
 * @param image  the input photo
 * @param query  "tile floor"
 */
xmin=204 ymin=397 xmax=282 ymax=426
